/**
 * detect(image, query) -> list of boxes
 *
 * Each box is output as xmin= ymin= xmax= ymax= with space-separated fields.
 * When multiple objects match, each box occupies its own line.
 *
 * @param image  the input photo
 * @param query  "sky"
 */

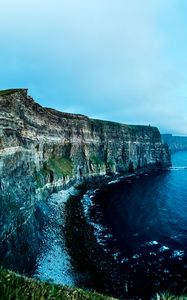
xmin=1 ymin=0 xmax=187 ymax=135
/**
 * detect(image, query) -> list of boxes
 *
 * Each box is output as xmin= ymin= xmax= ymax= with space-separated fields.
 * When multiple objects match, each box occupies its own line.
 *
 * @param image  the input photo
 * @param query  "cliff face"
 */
xmin=0 ymin=89 xmax=171 ymax=274
xmin=162 ymin=134 xmax=187 ymax=153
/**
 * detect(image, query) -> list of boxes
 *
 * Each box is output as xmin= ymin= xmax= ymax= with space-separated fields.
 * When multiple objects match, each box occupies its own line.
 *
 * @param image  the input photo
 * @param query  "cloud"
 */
xmin=0 ymin=0 xmax=187 ymax=134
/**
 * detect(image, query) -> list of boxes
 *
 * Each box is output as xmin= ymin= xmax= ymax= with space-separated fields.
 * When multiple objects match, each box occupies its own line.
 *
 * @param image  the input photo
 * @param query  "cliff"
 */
xmin=162 ymin=134 xmax=187 ymax=153
xmin=0 ymin=89 xmax=171 ymax=274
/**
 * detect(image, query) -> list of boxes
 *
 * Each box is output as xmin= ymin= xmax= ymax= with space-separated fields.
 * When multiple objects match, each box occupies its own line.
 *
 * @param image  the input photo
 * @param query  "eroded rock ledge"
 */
xmin=0 ymin=89 xmax=171 ymax=273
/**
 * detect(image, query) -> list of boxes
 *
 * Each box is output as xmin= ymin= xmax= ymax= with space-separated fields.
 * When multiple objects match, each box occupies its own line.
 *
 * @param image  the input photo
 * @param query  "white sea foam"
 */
xmin=159 ymin=246 xmax=170 ymax=252
xmin=121 ymin=257 xmax=129 ymax=263
xmin=170 ymin=166 xmax=187 ymax=170
xmin=104 ymin=233 xmax=113 ymax=239
xmin=145 ymin=240 xmax=159 ymax=246
xmin=132 ymin=254 xmax=141 ymax=259
xmin=171 ymin=250 xmax=184 ymax=258
xmin=112 ymin=251 xmax=121 ymax=260
xmin=82 ymin=194 xmax=94 ymax=217
xmin=108 ymin=179 xmax=121 ymax=185
xmin=149 ymin=252 xmax=157 ymax=256
xmin=81 ymin=193 xmax=109 ymax=247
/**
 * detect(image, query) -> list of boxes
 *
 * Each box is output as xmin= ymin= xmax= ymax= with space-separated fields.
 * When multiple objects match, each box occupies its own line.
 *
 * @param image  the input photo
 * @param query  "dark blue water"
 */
xmin=86 ymin=151 xmax=187 ymax=297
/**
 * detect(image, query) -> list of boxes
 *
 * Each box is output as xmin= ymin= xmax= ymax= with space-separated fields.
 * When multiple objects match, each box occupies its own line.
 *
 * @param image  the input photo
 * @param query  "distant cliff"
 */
xmin=162 ymin=134 xmax=187 ymax=153
xmin=0 ymin=89 xmax=171 ymax=273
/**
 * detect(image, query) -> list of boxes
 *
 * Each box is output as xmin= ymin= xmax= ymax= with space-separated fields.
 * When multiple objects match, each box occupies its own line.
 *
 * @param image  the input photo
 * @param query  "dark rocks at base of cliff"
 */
xmin=63 ymin=175 xmax=164 ymax=300
xmin=63 ymin=173 xmax=187 ymax=300
xmin=64 ymin=190 xmax=129 ymax=299
xmin=0 ymin=198 xmax=50 ymax=276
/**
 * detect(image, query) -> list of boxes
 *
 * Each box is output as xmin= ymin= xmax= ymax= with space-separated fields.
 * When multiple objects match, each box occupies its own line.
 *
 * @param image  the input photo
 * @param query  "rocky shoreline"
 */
xmin=64 ymin=183 xmax=129 ymax=299
xmin=63 ymin=170 xmax=170 ymax=300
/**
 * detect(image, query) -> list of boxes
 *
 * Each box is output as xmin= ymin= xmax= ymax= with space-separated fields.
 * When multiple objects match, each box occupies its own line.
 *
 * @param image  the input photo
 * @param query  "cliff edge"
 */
xmin=0 ymin=89 xmax=171 ymax=273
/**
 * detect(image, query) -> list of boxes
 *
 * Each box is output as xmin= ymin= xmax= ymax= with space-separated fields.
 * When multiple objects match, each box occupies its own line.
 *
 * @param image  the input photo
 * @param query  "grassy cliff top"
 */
xmin=0 ymin=89 xmax=160 ymax=136
xmin=0 ymin=89 xmax=27 ymax=96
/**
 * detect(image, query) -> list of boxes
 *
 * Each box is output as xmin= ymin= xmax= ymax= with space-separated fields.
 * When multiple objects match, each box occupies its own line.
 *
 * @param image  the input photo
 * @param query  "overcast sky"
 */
xmin=1 ymin=0 xmax=187 ymax=135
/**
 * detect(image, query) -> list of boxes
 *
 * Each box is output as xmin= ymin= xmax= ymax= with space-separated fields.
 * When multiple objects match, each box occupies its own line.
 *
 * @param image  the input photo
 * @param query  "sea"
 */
xmin=84 ymin=151 xmax=187 ymax=297
xmin=34 ymin=151 xmax=187 ymax=298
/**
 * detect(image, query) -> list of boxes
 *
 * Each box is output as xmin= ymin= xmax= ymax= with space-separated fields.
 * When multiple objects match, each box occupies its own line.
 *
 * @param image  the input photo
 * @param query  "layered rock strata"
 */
xmin=0 ymin=89 xmax=171 ymax=273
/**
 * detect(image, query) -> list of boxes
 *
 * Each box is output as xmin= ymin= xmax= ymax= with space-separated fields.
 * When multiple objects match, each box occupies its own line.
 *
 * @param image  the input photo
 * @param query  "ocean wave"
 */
xmin=145 ymin=241 xmax=159 ymax=246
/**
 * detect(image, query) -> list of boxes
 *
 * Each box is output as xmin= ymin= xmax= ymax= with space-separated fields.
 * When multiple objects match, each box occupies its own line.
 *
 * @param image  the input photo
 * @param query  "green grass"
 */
xmin=34 ymin=157 xmax=73 ymax=187
xmin=91 ymin=118 xmax=158 ymax=131
xmin=90 ymin=156 xmax=105 ymax=167
xmin=0 ymin=269 xmax=115 ymax=300
xmin=0 ymin=269 xmax=186 ymax=300
xmin=0 ymin=89 xmax=24 ymax=96
xmin=47 ymin=157 xmax=73 ymax=177
xmin=107 ymin=160 xmax=115 ymax=167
